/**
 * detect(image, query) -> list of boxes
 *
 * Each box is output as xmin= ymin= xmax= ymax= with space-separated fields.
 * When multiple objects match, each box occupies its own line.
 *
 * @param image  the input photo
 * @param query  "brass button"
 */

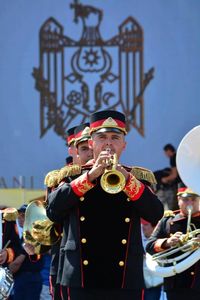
xmin=80 ymin=197 xmax=85 ymax=201
xmin=121 ymin=239 xmax=127 ymax=245
xmin=83 ymin=260 xmax=89 ymax=266
xmin=125 ymin=218 xmax=130 ymax=223
xmin=81 ymin=238 xmax=87 ymax=244
xmin=127 ymin=198 xmax=130 ymax=202
xmin=80 ymin=216 xmax=85 ymax=221
xmin=119 ymin=261 xmax=124 ymax=267
xmin=191 ymin=271 xmax=195 ymax=275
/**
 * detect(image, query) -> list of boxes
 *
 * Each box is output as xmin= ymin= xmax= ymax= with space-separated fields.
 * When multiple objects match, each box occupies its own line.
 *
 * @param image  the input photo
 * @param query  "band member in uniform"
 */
xmin=74 ymin=123 xmax=93 ymax=165
xmin=46 ymin=110 xmax=164 ymax=300
xmin=46 ymin=124 xmax=93 ymax=300
xmin=0 ymin=207 xmax=21 ymax=267
xmin=48 ymin=125 xmax=77 ymax=300
xmin=9 ymin=204 xmax=43 ymax=300
xmin=146 ymin=185 xmax=200 ymax=300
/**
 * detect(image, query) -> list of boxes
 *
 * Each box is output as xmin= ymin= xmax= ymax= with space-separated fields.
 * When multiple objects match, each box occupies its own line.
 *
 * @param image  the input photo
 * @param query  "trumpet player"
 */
xmin=146 ymin=184 xmax=200 ymax=300
xmin=46 ymin=110 xmax=163 ymax=300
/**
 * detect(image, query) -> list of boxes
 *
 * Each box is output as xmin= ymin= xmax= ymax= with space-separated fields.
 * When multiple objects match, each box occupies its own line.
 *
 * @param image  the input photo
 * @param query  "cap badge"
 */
xmin=81 ymin=126 xmax=90 ymax=136
xmin=102 ymin=117 xmax=118 ymax=127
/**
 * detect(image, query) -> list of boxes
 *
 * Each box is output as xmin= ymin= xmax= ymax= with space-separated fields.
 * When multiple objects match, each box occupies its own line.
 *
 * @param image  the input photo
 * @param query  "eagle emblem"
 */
xmin=33 ymin=0 xmax=154 ymax=139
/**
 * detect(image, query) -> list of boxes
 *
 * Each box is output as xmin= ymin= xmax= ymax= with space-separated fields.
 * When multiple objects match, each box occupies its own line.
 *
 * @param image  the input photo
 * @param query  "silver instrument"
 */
xmin=0 ymin=267 xmax=14 ymax=300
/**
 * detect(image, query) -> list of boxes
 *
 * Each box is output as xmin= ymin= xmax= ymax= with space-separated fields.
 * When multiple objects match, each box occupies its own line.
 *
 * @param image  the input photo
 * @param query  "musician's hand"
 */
xmin=164 ymin=231 xmax=183 ymax=248
xmin=0 ymin=249 xmax=8 ymax=264
xmin=23 ymin=243 xmax=35 ymax=255
xmin=9 ymin=254 xmax=25 ymax=274
xmin=88 ymin=150 xmax=112 ymax=182
xmin=116 ymin=165 xmax=130 ymax=182
xmin=192 ymin=234 xmax=200 ymax=243
xmin=161 ymin=177 xmax=168 ymax=184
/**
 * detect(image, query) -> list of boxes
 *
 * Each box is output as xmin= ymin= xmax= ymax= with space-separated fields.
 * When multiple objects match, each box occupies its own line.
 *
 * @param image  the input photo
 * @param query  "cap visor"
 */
xmin=178 ymin=192 xmax=199 ymax=198
xmin=76 ymin=137 xmax=91 ymax=147
xmin=94 ymin=127 xmax=124 ymax=134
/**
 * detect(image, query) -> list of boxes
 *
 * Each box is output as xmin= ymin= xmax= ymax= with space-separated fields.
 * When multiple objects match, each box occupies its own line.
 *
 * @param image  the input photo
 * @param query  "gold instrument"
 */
xmin=100 ymin=150 xmax=126 ymax=194
xmin=146 ymin=125 xmax=200 ymax=277
xmin=23 ymin=200 xmax=60 ymax=254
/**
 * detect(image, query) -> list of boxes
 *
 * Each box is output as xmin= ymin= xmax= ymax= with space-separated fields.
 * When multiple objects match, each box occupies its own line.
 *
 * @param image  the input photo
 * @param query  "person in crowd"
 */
xmin=46 ymin=109 xmax=164 ymax=300
xmin=0 ymin=206 xmax=21 ymax=300
xmin=141 ymin=219 xmax=164 ymax=300
xmin=162 ymin=144 xmax=180 ymax=186
xmin=9 ymin=204 xmax=43 ymax=300
xmin=154 ymin=143 xmax=181 ymax=210
xmin=146 ymin=184 xmax=200 ymax=300
xmin=0 ymin=206 xmax=21 ymax=267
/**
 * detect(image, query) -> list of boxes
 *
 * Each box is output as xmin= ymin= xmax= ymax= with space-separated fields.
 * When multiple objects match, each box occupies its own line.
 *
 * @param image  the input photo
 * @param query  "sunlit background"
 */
xmin=0 ymin=0 xmax=200 ymax=190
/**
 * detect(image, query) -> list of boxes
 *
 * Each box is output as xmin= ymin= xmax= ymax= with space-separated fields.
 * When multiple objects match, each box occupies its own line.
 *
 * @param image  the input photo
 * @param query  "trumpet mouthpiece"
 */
xmin=186 ymin=205 xmax=193 ymax=212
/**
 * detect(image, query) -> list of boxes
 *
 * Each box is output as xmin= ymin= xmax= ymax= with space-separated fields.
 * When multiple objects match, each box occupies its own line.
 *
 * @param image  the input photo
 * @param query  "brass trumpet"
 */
xmin=100 ymin=150 xmax=126 ymax=194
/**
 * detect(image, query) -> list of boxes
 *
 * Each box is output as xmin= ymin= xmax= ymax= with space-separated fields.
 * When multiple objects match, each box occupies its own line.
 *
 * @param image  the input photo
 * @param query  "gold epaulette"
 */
xmin=130 ymin=166 xmax=157 ymax=185
xmin=44 ymin=170 xmax=60 ymax=188
xmin=57 ymin=164 xmax=81 ymax=184
xmin=44 ymin=165 xmax=82 ymax=188
xmin=3 ymin=207 xmax=19 ymax=221
xmin=164 ymin=210 xmax=175 ymax=217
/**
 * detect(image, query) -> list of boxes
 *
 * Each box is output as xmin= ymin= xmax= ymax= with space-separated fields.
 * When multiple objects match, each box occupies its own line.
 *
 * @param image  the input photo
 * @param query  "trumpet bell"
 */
xmin=176 ymin=125 xmax=200 ymax=195
xmin=100 ymin=170 xmax=126 ymax=194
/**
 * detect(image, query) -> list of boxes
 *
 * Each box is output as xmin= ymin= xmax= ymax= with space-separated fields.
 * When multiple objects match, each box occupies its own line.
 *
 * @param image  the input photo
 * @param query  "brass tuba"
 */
xmin=100 ymin=150 xmax=126 ymax=194
xmin=146 ymin=125 xmax=200 ymax=277
xmin=23 ymin=200 xmax=60 ymax=254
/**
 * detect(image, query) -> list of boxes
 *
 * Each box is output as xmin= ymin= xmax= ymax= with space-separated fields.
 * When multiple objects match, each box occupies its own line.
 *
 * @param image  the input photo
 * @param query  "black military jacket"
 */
xmin=2 ymin=220 xmax=22 ymax=267
xmin=146 ymin=211 xmax=200 ymax=291
xmin=47 ymin=167 xmax=163 ymax=289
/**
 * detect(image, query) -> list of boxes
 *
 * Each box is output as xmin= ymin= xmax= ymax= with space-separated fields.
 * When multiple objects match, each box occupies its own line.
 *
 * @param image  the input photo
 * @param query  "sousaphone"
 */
xmin=146 ymin=125 xmax=200 ymax=277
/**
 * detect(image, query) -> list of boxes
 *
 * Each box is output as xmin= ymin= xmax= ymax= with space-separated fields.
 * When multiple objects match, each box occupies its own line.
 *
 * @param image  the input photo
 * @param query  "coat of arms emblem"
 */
xmin=33 ymin=0 xmax=154 ymax=139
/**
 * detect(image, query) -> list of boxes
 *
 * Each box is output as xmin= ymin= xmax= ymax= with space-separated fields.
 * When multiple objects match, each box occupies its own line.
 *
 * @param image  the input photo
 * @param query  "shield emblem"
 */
xmin=33 ymin=0 xmax=154 ymax=139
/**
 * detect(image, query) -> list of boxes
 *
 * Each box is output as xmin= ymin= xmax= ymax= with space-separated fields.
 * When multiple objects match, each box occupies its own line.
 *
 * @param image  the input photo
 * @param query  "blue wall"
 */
xmin=0 ymin=0 xmax=200 ymax=189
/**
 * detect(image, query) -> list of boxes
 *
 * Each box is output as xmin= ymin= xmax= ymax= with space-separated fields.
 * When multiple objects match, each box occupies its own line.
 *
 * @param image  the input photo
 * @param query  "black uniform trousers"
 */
xmin=61 ymin=286 xmax=143 ymax=300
